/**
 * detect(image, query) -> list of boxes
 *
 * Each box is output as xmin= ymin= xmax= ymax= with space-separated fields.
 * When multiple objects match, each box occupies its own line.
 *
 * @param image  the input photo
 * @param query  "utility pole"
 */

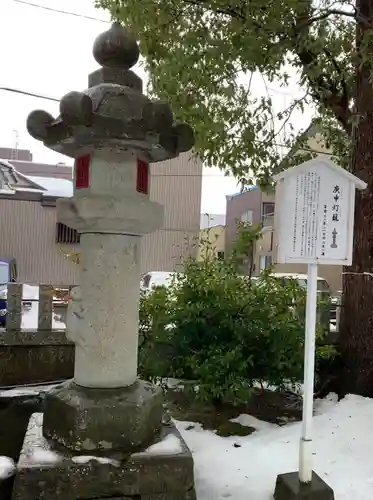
xmin=11 ymin=130 xmax=19 ymax=160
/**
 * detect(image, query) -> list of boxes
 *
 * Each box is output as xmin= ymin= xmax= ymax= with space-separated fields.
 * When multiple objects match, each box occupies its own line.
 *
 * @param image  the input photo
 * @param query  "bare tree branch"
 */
xmin=307 ymin=6 xmax=373 ymax=27
xmin=183 ymin=0 xmax=245 ymax=20
xmin=179 ymin=0 xmax=353 ymax=135
xmin=296 ymin=44 xmax=352 ymax=134
xmin=271 ymin=93 xmax=310 ymax=143
xmin=308 ymin=9 xmax=356 ymax=24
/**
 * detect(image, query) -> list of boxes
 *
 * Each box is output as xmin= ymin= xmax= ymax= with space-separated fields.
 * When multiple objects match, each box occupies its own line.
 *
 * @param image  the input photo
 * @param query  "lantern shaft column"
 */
xmin=74 ymin=233 xmax=141 ymax=388
xmin=58 ymin=147 xmax=163 ymax=390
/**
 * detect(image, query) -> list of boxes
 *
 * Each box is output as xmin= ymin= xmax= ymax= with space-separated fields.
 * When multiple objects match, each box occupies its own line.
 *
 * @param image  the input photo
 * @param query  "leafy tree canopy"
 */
xmin=96 ymin=0 xmax=361 ymax=182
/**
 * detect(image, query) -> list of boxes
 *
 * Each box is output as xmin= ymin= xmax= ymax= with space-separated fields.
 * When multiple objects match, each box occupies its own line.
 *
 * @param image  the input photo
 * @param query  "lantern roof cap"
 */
xmin=25 ymin=23 xmax=195 ymax=162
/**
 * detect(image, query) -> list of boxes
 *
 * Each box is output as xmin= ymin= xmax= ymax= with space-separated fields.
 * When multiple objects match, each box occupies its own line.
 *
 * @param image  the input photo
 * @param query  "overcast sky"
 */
xmin=0 ymin=0 xmax=313 ymax=214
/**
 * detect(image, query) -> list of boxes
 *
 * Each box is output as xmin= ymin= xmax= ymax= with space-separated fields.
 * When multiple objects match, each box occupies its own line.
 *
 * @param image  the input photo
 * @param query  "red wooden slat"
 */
xmin=75 ymin=155 xmax=90 ymax=189
xmin=136 ymin=158 xmax=149 ymax=194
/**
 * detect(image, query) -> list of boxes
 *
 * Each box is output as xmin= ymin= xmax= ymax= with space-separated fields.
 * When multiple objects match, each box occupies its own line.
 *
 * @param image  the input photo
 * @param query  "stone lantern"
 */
xmin=12 ymin=23 xmax=195 ymax=500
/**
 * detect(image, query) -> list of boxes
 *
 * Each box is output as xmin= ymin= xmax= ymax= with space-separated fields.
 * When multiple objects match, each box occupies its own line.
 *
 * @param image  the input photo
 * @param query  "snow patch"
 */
xmin=230 ymin=414 xmax=276 ymax=430
xmin=164 ymin=378 xmax=185 ymax=390
xmin=178 ymin=421 xmax=205 ymax=433
xmin=145 ymin=434 xmax=183 ymax=455
xmin=0 ymin=456 xmax=15 ymax=480
xmin=0 ymin=384 xmax=58 ymax=398
xmin=28 ymin=448 xmax=61 ymax=465
xmin=314 ymin=392 xmax=339 ymax=415
xmin=72 ymin=455 xmax=120 ymax=466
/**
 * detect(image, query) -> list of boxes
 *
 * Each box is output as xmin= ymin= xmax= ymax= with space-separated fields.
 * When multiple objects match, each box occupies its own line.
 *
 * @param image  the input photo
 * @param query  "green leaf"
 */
xmin=137 ymin=238 xmax=334 ymax=405
xmin=97 ymin=0 xmax=356 ymax=180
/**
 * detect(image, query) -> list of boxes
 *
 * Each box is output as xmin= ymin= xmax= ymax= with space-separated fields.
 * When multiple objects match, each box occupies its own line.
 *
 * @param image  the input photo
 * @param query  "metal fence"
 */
xmin=0 ymin=282 xmax=343 ymax=338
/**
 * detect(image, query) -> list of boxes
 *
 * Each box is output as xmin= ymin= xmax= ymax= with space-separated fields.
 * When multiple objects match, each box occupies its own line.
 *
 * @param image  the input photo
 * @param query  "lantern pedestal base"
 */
xmin=12 ymin=412 xmax=195 ymax=500
xmin=41 ymin=379 xmax=164 ymax=453
xmin=274 ymin=472 xmax=334 ymax=500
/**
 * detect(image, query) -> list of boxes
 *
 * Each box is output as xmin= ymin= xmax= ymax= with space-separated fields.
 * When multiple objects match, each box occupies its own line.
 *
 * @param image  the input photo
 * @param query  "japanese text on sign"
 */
xmin=321 ymin=205 xmax=327 ymax=257
xmin=330 ymin=185 xmax=341 ymax=250
xmin=292 ymin=172 xmax=320 ymax=258
xmin=285 ymin=170 xmax=348 ymax=261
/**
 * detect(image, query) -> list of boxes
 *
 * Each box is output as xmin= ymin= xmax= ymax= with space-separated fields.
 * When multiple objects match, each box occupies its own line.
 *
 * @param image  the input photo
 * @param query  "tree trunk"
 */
xmin=338 ymin=0 xmax=373 ymax=396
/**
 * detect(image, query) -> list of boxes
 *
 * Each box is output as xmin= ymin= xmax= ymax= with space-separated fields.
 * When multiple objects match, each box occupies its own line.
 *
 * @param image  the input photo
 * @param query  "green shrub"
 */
xmin=138 ymin=258 xmax=336 ymax=405
xmin=138 ymin=286 xmax=173 ymax=381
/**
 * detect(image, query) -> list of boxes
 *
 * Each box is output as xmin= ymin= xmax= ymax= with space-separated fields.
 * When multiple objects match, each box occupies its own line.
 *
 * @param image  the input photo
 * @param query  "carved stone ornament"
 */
xmin=26 ymin=22 xmax=195 ymax=162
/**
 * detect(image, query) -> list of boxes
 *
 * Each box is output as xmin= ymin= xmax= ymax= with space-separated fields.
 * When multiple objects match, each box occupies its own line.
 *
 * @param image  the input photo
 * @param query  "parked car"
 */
xmin=268 ymin=272 xmax=331 ymax=292
xmin=140 ymin=271 xmax=178 ymax=295
xmin=249 ymin=272 xmax=334 ymax=333
xmin=329 ymin=292 xmax=341 ymax=331
xmin=0 ymin=288 xmax=7 ymax=327
xmin=0 ymin=258 xmax=18 ymax=327
xmin=53 ymin=287 xmax=71 ymax=307
xmin=250 ymin=272 xmax=332 ymax=295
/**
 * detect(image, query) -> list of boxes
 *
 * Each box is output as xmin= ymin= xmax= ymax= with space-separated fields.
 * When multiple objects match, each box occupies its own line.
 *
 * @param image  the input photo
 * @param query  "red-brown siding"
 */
xmin=225 ymin=188 xmax=262 ymax=253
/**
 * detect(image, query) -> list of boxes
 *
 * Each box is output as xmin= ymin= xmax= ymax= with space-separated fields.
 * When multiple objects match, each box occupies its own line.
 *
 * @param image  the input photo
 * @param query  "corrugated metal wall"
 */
xmin=0 ymin=199 xmax=79 ymax=285
xmin=0 ymin=152 xmax=202 ymax=284
xmin=142 ymin=151 xmax=202 ymax=272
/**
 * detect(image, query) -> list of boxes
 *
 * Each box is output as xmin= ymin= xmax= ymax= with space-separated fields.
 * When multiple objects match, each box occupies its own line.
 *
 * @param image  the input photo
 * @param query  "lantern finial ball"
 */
xmin=92 ymin=22 xmax=140 ymax=69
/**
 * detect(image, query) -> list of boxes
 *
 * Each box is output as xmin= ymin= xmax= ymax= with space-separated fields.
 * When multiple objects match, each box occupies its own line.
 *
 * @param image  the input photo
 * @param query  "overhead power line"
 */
xmin=0 ymin=86 xmax=59 ymax=102
xmin=22 ymin=170 xmax=210 ymax=178
xmin=9 ymin=0 xmax=301 ymax=98
xmin=0 ymin=86 xmax=331 ymax=162
xmin=10 ymin=0 xmax=109 ymax=22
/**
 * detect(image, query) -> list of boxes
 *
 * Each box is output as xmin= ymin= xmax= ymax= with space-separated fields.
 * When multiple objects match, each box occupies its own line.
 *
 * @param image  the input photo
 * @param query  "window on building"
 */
xmin=56 ymin=223 xmax=80 ymax=244
xmin=217 ymin=251 xmax=225 ymax=260
xmin=259 ymin=255 xmax=272 ymax=272
xmin=262 ymin=202 xmax=275 ymax=217
xmin=240 ymin=210 xmax=253 ymax=224
xmin=262 ymin=202 xmax=275 ymax=225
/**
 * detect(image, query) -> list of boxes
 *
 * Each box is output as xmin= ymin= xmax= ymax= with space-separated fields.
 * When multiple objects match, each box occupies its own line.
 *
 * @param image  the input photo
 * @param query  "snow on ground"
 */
xmin=28 ymin=448 xmax=62 ymax=466
xmin=230 ymin=414 xmax=275 ymax=431
xmin=145 ymin=434 xmax=184 ymax=455
xmin=0 ymin=456 xmax=15 ymax=479
xmin=176 ymin=393 xmax=373 ymax=500
xmin=0 ymin=383 xmax=59 ymax=398
xmin=72 ymin=455 xmax=120 ymax=466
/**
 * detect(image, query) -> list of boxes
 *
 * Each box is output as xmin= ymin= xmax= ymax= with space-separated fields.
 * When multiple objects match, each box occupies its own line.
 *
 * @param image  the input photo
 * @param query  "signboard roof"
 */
xmin=273 ymin=155 xmax=367 ymax=265
xmin=273 ymin=155 xmax=367 ymax=191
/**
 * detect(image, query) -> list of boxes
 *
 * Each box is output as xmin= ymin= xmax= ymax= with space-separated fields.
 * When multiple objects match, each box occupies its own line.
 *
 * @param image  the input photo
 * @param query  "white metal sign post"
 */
xmin=300 ymin=260 xmax=318 ymax=483
xmin=273 ymin=156 xmax=366 ymax=500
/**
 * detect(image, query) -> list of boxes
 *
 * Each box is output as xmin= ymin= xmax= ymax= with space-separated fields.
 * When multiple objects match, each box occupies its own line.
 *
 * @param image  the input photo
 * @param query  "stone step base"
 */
xmin=95 ymin=493 xmax=196 ymax=500
xmin=11 ymin=412 xmax=196 ymax=500
xmin=274 ymin=471 xmax=335 ymax=500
